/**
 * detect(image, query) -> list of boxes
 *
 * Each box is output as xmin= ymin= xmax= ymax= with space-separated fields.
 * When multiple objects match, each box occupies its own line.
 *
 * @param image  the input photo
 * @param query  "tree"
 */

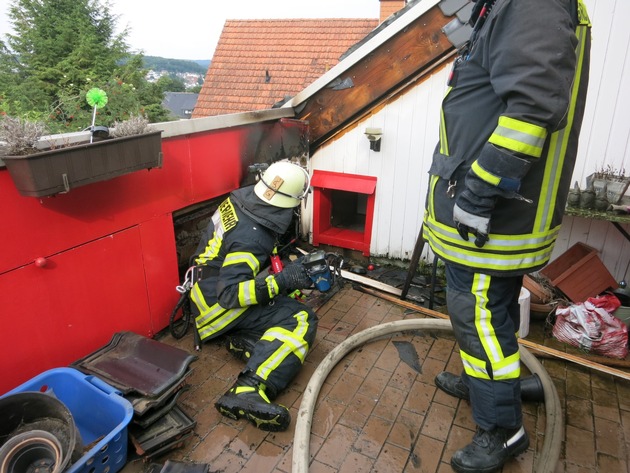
xmin=157 ymin=75 xmax=186 ymax=93
xmin=0 ymin=0 xmax=170 ymax=132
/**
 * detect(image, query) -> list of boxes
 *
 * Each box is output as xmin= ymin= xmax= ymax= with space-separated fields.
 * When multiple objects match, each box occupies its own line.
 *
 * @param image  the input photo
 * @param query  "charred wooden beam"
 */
xmin=294 ymin=5 xmax=455 ymax=149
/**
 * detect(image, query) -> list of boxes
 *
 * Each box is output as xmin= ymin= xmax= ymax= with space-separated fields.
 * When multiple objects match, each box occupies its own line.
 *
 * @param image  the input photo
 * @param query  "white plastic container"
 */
xmin=518 ymin=287 xmax=531 ymax=338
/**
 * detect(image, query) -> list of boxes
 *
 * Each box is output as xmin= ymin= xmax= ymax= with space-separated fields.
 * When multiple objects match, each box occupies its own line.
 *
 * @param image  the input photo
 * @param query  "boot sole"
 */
xmin=226 ymin=338 xmax=255 ymax=362
xmin=215 ymin=395 xmax=290 ymax=432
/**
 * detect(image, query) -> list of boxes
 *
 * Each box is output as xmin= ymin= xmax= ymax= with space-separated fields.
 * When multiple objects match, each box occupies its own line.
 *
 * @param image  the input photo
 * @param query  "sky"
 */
xmin=0 ymin=0 xmax=381 ymax=61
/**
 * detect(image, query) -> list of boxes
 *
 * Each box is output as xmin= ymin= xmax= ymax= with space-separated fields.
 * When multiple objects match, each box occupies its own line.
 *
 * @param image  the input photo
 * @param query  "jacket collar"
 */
xmin=230 ymin=186 xmax=294 ymax=235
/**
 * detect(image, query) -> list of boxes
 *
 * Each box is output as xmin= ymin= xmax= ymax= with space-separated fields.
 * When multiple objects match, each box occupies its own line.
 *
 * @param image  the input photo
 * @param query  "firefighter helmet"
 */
xmin=254 ymin=161 xmax=310 ymax=208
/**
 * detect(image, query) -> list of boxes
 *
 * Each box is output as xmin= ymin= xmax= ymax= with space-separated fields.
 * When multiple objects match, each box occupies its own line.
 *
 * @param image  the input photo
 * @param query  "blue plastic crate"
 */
xmin=3 ymin=367 xmax=133 ymax=473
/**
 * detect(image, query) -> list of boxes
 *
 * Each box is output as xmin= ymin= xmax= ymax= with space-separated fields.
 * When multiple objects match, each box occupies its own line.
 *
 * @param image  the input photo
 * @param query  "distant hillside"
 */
xmin=143 ymin=56 xmax=209 ymax=74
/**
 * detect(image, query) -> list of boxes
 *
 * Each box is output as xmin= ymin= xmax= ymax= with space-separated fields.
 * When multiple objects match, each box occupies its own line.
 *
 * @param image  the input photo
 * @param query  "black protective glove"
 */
xmin=453 ymin=188 xmax=494 ymax=248
xmin=274 ymin=262 xmax=312 ymax=292
xmin=454 ymin=143 xmax=534 ymax=248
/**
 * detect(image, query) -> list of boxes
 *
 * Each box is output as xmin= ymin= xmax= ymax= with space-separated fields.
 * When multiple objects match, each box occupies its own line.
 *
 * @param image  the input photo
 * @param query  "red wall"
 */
xmin=0 ymin=119 xmax=306 ymax=394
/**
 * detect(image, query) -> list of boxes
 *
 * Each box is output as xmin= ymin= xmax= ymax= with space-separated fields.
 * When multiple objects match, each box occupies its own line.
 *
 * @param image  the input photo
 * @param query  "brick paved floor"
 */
xmin=122 ymin=283 xmax=630 ymax=473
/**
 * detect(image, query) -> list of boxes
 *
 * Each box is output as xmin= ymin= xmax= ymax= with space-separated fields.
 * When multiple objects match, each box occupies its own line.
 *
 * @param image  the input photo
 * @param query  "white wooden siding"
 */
xmin=309 ymin=0 xmax=630 ymax=282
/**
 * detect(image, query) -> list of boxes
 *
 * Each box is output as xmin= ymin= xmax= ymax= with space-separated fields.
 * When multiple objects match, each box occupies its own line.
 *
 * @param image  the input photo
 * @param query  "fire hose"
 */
xmin=291 ymin=318 xmax=562 ymax=472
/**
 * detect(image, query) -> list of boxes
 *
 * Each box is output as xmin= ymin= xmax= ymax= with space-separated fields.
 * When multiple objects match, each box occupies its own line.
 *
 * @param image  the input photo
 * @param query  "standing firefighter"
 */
xmin=423 ymin=0 xmax=591 ymax=471
xmin=189 ymin=160 xmax=317 ymax=432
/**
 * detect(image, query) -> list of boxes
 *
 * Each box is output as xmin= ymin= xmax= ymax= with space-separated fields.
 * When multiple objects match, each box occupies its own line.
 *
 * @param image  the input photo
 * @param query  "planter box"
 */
xmin=539 ymin=242 xmax=618 ymax=302
xmin=586 ymin=173 xmax=630 ymax=204
xmin=2 ymin=131 xmax=162 ymax=197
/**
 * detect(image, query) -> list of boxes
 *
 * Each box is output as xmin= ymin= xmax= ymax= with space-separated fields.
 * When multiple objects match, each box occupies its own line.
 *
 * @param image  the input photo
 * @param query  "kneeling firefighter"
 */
xmin=189 ymin=160 xmax=318 ymax=431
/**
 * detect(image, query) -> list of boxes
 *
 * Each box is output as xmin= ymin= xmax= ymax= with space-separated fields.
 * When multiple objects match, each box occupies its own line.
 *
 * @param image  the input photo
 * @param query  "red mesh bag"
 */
xmin=553 ymin=294 xmax=628 ymax=359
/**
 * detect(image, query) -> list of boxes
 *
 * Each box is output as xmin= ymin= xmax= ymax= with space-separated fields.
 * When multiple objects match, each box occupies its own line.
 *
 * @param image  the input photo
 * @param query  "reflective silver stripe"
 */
xmin=190 ymin=282 xmax=209 ymax=313
xmin=424 ymin=220 xmax=558 ymax=268
xmin=461 ymin=355 xmax=490 ymax=379
xmin=196 ymin=212 xmax=225 ymax=264
xmin=239 ymin=280 xmax=257 ymax=306
xmin=493 ymin=357 xmax=521 ymax=379
xmin=426 ymin=217 xmax=559 ymax=250
xmin=535 ymin=25 xmax=589 ymax=233
xmin=489 ymin=116 xmax=547 ymax=157
xmin=223 ymin=252 xmax=260 ymax=274
xmin=261 ymin=328 xmax=309 ymax=362
xmin=425 ymin=231 xmax=555 ymax=271
xmin=257 ymin=311 xmax=311 ymax=380
xmin=197 ymin=304 xmax=248 ymax=340
xmin=536 ymin=127 xmax=565 ymax=232
xmin=473 ymin=273 xmax=503 ymax=363
xmin=505 ymin=426 xmax=526 ymax=448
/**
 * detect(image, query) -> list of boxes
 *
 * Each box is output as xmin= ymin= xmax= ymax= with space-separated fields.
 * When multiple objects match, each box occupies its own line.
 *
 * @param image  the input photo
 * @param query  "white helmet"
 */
xmin=254 ymin=161 xmax=310 ymax=208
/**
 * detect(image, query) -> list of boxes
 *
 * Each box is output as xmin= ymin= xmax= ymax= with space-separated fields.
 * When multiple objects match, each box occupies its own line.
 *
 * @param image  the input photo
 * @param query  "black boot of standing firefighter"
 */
xmin=215 ymin=372 xmax=291 ymax=432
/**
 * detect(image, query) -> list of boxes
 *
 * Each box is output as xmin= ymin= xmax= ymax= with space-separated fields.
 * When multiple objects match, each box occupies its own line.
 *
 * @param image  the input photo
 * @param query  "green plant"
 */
xmin=109 ymin=114 xmax=150 ymax=138
xmin=592 ymin=164 xmax=628 ymax=181
xmin=0 ymin=116 xmax=47 ymax=155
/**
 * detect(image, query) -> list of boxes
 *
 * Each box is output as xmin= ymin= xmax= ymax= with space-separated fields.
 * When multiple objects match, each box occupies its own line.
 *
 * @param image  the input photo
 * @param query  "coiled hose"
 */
xmin=292 ymin=318 xmax=562 ymax=472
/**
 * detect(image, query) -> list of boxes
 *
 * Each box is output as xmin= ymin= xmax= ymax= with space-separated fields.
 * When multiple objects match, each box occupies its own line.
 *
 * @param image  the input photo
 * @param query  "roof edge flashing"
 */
xmin=153 ymin=108 xmax=295 ymax=139
xmin=283 ymin=0 xmax=441 ymax=110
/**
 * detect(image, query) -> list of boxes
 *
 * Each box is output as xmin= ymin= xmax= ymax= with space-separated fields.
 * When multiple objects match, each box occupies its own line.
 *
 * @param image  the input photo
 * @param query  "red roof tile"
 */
xmin=193 ymin=19 xmax=378 ymax=118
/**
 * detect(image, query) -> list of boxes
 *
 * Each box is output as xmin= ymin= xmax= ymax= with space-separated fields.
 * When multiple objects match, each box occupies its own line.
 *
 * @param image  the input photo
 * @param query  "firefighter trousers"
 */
xmin=445 ymin=263 xmax=523 ymax=430
xmin=194 ymin=295 xmax=318 ymax=396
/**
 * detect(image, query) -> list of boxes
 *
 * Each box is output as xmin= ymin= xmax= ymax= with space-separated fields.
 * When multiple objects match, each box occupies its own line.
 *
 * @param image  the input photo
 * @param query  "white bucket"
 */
xmin=518 ymin=287 xmax=531 ymax=338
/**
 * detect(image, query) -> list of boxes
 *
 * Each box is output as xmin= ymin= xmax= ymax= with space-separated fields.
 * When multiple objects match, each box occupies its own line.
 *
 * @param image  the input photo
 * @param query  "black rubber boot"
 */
xmin=435 ymin=372 xmax=470 ymax=400
xmin=225 ymin=333 xmax=258 ymax=361
xmin=214 ymin=374 xmax=290 ymax=432
xmin=435 ymin=372 xmax=545 ymax=403
xmin=451 ymin=426 xmax=529 ymax=473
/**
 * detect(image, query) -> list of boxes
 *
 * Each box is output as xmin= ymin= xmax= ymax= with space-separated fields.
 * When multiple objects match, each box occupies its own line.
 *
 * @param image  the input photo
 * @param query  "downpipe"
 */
xmin=292 ymin=318 xmax=562 ymax=472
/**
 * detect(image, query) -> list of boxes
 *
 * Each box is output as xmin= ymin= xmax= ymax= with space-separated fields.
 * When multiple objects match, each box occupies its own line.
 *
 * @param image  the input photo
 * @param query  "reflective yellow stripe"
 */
xmin=535 ymin=24 xmax=589 ymax=232
xmin=461 ymin=350 xmax=520 ymax=380
xmin=218 ymin=198 xmax=238 ymax=232
xmin=488 ymin=116 xmax=547 ymax=158
xmin=265 ymin=275 xmax=280 ymax=298
xmin=224 ymin=252 xmax=260 ymax=274
xmin=492 ymin=351 xmax=520 ymax=380
xmin=471 ymin=160 xmax=501 ymax=186
xmin=232 ymin=385 xmax=272 ymax=402
xmin=238 ymin=280 xmax=257 ymax=306
xmin=462 ymin=274 xmax=521 ymax=381
xmin=196 ymin=225 xmax=223 ymax=264
xmin=256 ymin=310 xmax=311 ymax=381
xmin=196 ymin=198 xmax=238 ymax=264
xmin=577 ymin=0 xmax=591 ymax=26
xmin=472 ymin=273 xmax=504 ymax=363
xmin=427 ymin=175 xmax=439 ymax=219
xmin=196 ymin=304 xmax=248 ymax=340
xmin=439 ymin=87 xmax=452 ymax=156
xmin=461 ymin=351 xmax=491 ymax=380
xmin=425 ymin=214 xmax=559 ymax=250
xmin=190 ymin=282 xmax=210 ymax=313
xmin=223 ymin=251 xmax=260 ymax=306
xmin=191 ymin=284 xmax=248 ymax=340
xmin=424 ymin=230 xmax=555 ymax=271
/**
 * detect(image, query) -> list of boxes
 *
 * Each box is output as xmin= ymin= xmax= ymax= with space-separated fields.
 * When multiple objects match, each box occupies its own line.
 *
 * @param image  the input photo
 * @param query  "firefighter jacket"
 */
xmin=190 ymin=186 xmax=295 ymax=341
xmin=423 ymin=0 xmax=591 ymax=276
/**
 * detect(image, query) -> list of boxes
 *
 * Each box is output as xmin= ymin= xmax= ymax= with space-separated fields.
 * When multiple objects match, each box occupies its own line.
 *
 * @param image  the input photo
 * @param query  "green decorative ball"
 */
xmin=86 ymin=88 xmax=108 ymax=108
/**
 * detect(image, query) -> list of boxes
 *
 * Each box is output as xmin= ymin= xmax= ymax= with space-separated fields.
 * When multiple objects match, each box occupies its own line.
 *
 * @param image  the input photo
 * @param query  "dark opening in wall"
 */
xmin=331 ymin=190 xmax=367 ymax=232
xmin=172 ymin=197 xmax=225 ymax=278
